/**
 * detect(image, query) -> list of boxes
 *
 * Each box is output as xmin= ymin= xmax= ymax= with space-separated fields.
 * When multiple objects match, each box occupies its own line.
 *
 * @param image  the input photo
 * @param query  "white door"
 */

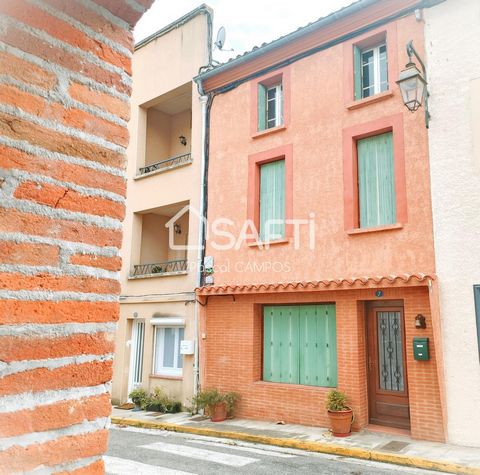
xmin=127 ymin=319 xmax=145 ymax=399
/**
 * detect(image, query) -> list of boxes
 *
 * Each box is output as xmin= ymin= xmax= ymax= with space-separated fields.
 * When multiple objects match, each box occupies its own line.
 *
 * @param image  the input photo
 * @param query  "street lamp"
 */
xmin=396 ymin=40 xmax=430 ymax=128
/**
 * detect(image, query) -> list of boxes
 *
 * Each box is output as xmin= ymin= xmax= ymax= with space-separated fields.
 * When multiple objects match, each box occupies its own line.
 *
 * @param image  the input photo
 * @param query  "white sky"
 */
xmin=135 ymin=0 xmax=356 ymax=62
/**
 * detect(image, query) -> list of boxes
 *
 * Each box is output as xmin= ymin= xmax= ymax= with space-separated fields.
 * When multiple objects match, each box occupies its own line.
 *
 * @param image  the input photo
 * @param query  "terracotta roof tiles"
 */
xmin=196 ymin=273 xmax=435 ymax=295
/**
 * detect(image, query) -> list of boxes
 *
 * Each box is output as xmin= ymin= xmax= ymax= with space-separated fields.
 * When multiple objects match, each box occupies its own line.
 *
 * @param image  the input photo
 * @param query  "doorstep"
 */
xmin=110 ymin=407 xmax=480 ymax=475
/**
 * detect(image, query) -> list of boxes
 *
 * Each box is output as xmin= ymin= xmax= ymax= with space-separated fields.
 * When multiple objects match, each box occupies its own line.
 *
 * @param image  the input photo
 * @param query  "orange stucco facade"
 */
xmin=198 ymin=1 xmax=445 ymax=442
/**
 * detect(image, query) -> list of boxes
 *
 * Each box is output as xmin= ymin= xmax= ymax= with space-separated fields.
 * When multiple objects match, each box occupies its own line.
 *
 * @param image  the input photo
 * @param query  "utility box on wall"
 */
xmin=180 ymin=340 xmax=194 ymax=355
xmin=413 ymin=337 xmax=429 ymax=361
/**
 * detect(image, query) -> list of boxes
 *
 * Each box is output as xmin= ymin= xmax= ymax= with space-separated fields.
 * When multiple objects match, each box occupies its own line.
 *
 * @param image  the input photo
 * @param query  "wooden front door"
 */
xmin=367 ymin=303 xmax=410 ymax=429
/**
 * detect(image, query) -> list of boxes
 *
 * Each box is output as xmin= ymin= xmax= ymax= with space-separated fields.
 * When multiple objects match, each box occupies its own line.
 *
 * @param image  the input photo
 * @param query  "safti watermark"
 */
xmin=166 ymin=205 xmax=316 ymax=251
xmin=187 ymin=259 xmax=292 ymax=274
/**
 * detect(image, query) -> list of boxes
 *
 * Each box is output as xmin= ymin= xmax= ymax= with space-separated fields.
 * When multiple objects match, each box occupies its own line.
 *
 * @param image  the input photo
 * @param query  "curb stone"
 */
xmin=111 ymin=416 xmax=479 ymax=475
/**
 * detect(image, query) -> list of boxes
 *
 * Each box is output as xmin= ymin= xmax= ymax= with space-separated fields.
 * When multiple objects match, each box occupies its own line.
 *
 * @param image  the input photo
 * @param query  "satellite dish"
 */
xmin=215 ymin=26 xmax=226 ymax=50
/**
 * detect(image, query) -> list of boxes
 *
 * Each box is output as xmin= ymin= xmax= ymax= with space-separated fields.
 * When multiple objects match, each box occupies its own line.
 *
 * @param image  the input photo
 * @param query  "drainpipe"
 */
xmin=193 ymin=94 xmax=208 ymax=398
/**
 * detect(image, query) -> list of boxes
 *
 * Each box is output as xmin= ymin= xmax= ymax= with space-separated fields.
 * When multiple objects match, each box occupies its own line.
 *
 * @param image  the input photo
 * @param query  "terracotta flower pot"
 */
xmin=209 ymin=402 xmax=227 ymax=422
xmin=327 ymin=409 xmax=353 ymax=437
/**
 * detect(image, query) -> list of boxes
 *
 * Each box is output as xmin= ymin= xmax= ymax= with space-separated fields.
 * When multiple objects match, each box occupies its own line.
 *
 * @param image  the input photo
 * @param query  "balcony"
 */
xmin=132 ymin=259 xmax=188 ymax=276
xmin=138 ymin=152 xmax=192 ymax=176
xmin=130 ymin=201 xmax=190 ymax=279
xmin=137 ymin=83 xmax=193 ymax=178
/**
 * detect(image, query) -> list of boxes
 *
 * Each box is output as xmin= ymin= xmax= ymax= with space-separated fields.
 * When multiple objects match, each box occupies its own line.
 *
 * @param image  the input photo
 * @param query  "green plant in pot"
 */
xmin=128 ymin=387 xmax=148 ymax=411
xmin=325 ymin=389 xmax=354 ymax=437
xmin=192 ymin=388 xmax=240 ymax=422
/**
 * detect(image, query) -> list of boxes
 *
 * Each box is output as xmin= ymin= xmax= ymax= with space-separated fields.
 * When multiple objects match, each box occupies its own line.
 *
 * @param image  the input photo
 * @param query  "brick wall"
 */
xmin=201 ymin=286 xmax=445 ymax=442
xmin=0 ymin=1 xmax=153 ymax=473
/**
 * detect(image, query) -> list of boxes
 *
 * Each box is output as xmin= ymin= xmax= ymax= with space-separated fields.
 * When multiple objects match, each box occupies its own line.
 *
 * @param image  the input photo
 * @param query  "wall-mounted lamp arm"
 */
xmin=406 ymin=40 xmax=430 ymax=128
xmin=406 ymin=40 xmax=427 ymax=81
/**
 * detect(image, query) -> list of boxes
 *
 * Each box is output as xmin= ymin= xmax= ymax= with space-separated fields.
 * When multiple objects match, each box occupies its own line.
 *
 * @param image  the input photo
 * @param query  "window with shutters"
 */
xmin=247 ymin=144 xmax=293 ymax=245
xmin=354 ymin=43 xmax=388 ymax=99
xmin=258 ymin=82 xmax=283 ymax=130
xmin=263 ymin=305 xmax=337 ymax=387
xmin=251 ymin=68 xmax=290 ymax=137
xmin=259 ymin=160 xmax=285 ymax=242
xmin=343 ymin=26 xmax=397 ymax=108
xmin=342 ymin=114 xmax=406 ymax=233
xmin=357 ymin=132 xmax=396 ymax=228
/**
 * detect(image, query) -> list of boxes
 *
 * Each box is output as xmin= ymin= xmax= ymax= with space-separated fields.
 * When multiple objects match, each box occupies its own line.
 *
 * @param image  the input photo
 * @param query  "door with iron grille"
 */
xmin=367 ymin=304 xmax=410 ymax=429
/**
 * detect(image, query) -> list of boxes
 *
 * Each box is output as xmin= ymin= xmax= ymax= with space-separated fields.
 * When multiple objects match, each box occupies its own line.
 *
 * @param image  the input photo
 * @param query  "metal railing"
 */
xmin=138 ymin=153 xmax=192 ymax=175
xmin=132 ymin=259 xmax=188 ymax=276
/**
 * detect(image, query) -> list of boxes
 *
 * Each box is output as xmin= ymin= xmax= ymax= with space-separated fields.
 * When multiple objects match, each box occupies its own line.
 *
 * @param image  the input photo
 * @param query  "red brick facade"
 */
xmin=201 ymin=285 xmax=445 ymax=441
xmin=0 ymin=0 xmax=153 ymax=473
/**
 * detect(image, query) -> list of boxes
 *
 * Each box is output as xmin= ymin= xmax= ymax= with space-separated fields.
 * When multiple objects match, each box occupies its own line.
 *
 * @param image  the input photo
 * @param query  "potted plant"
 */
xmin=128 ymin=387 xmax=148 ymax=411
xmin=325 ymin=389 xmax=354 ymax=437
xmin=192 ymin=388 xmax=240 ymax=422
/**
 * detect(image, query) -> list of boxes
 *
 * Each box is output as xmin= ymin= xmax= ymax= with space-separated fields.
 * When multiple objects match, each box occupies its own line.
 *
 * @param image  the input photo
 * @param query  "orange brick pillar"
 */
xmin=0 ymin=1 xmax=153 ymax=473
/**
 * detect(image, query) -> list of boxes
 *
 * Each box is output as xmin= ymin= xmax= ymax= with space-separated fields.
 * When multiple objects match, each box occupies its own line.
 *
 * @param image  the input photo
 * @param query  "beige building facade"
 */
xmin=111 ymin=6 xmax=212 ymax=406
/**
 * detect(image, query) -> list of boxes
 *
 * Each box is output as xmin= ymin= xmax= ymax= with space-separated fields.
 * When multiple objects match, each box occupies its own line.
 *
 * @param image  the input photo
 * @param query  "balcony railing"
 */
xmin=138 ymin=153 xmax=192 ymax=175
xmin=132 ymin=259 xmax=188 ymax=276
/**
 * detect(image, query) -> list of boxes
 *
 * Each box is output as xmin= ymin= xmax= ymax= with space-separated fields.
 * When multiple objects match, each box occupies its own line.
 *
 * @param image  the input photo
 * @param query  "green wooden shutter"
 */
xmin=322 ymin=304 xmax=337 ymax=387
xmin=357 ymin=132 xmax=396 ymax=228
xmin=354 ymin=45 xmax=362 ymax=100
xmin=263 ymin=306 xmax=299 ymax=384
xmin=259 ymin=160 xmax=285 ymax=242
xmin=299 ymin=305 xmax=317 ymax=386
xmin=258 ymin=84 xmax=266 ymax=131
xmin=299 ymin=304 xmax=337 ymax=387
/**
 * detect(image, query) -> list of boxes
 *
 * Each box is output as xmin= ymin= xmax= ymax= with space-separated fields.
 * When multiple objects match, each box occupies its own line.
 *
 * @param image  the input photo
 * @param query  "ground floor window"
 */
xmin=263 ymin=304 xmax=337 ymax=387
xmin=153 ymin=326 xmax=184 ymax=376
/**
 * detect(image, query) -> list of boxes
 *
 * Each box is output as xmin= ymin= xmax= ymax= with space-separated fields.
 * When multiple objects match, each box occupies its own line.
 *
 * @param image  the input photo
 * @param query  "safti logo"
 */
xmin=166 ymin=205 xmax=315 ymax=251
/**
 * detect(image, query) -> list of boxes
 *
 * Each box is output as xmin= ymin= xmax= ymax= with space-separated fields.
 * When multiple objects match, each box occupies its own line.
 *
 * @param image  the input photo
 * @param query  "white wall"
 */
xmin=425 ymin=0 xmax=480 ymax=447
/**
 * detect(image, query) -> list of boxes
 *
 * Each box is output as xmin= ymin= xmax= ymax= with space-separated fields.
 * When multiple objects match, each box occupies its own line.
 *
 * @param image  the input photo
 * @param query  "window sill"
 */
xmin=347 ymin=223 xmax=403 ymax=235
xmin=346 ymin=90 xmax=394 ymax=110
xmin=252 ymin=124 xmax=286 ymax=139
xmin=253 ymin=380 xmax=334 ymax=391
xmin=128 ymin=271 xmax=188 ymax=280
xmin=247 ymin=238 xmax=290 ymax=248
xmin=149 ymin=374 xmax=183 ymax=380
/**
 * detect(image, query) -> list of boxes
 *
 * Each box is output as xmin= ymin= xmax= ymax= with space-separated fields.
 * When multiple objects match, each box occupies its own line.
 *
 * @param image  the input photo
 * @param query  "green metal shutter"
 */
xmin=357 ymin=132 xmax=396 ymax=228
xmin=353 ymin=45 xmax=362 ymax=100
xmin=259 ymin=160 xmax=285 ymax=242
xmin=299 ymin=305 xmax=337 ymax=387
xmin=263 ymin=306 xmax=299 ymax=384
xmin=258 ymin=83 xmax=266 ymax=131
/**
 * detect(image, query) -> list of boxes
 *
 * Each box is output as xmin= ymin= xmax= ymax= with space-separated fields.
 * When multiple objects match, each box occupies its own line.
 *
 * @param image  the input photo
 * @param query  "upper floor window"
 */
xmin=357 ymin=131 xmax=396 ymax=228
xmin=354 ymin=42 xmax=388 ymax=100
xmin=258 ymin=82 xmax=283 ymax=131
xmin=259 ymin=159 xmax=285 ymax=242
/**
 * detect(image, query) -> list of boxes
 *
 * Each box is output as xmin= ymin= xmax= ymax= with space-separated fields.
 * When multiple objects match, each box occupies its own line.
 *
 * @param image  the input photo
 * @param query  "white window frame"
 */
xmin=361 ymin=43 xmax=387 ymax=98
xmin=127 ymin=318 xmax=145 ymax=399
xmin=152 ymin=325 xmax=184 ymax=377
xmin=266 ymin=83 xmax=283 ymax=129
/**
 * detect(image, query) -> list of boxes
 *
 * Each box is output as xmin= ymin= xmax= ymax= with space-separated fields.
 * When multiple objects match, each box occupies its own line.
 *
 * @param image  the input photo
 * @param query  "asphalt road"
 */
xmin=107 ymin=426 xmax=444 ymax=475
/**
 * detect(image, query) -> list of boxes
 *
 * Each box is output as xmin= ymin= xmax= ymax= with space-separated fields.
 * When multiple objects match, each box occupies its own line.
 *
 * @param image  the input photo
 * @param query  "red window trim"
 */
xmin=247 ymin=144 xmax=293 ymax=243
xmin=343 ymin=22 xmax=399 ymax=107
xmin=250 ymin=67 xmax=291 ymax=137
xmin=342 ymin=113 xmax=407 ymax=232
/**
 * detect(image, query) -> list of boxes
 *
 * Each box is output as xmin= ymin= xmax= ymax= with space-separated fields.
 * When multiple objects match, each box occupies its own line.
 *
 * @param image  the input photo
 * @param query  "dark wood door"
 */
xmin=367 ymin=304 xmax=410 ymax=429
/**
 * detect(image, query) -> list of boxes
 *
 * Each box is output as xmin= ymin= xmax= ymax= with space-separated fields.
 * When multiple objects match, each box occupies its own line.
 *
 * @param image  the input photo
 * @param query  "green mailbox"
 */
xmin=413 ymin=337 xmax=429 ymax=361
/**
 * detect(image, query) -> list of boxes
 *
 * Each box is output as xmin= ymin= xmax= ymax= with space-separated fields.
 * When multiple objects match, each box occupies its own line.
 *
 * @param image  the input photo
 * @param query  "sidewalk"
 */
xmin=110 ymin=407 xmax=480 ymax=474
